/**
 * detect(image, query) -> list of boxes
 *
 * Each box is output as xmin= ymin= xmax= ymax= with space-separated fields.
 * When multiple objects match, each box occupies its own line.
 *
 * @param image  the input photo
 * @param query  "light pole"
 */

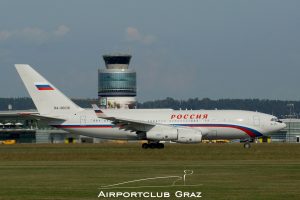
xmin=287 ymin=103 xmax=294 ymax=143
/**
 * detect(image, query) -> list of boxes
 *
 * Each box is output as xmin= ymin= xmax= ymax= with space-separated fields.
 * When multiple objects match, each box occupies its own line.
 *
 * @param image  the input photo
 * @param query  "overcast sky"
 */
xmin=0 ymin=0 xmax=300 ymax=102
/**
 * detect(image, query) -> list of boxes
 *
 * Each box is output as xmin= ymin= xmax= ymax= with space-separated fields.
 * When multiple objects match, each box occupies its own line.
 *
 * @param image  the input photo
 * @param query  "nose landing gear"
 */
xmin=244 ymin=142 xmax=251 ymax=148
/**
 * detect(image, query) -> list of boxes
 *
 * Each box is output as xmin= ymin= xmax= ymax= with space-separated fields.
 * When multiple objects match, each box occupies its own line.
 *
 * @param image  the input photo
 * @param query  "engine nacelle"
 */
xmin=175 ymin=128 xmax=202 ymax=143
xmin=146 ymin=125 xmax=178 ymax=141
xmin=146 ymin=125 xmax=202 ymax=143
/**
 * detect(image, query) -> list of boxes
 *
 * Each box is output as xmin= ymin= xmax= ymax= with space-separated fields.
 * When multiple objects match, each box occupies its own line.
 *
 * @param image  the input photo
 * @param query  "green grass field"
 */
xmin=0 ymin=143 xmax=299 ymax=200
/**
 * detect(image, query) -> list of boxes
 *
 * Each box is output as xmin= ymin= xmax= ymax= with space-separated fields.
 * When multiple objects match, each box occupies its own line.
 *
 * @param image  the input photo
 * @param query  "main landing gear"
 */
xmin=142 ymin=142 xmax=164 ymax=149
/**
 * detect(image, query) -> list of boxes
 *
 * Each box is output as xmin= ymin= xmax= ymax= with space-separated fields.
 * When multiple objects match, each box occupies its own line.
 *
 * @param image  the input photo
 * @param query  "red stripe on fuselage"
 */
xmin=38 ymin=87 xmax=54 ymax=90
xmin=179 ymin=124 xmax=259 ymax=138
xmin=54 ymin=125 xmax=113 ymax=129
xmin=54 ymin=124 xmax=260 ymax=138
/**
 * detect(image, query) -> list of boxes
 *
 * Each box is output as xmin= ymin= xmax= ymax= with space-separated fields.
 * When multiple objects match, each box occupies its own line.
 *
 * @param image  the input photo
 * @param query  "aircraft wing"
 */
xmin=98 ymin=114 xmax=210 ymax=142
xmin=0 ymin=110 xmax=38 ymax=119
xmin=92 ymin=104 xmax=209 ymax=135
xmin=0 ymin=110 xmax=65 ymax=123
xmin=16 ymin=112 xmax=66 ymax=121
xmin=26 ymin=114 xmax=66 ymax=121
xmin=105 ymin=116 xmax=210 ymax=136
xmin=102 ymin=116 xmax=156 ymax=132
xmin=92 ymin=104 xmax=169 ymax=132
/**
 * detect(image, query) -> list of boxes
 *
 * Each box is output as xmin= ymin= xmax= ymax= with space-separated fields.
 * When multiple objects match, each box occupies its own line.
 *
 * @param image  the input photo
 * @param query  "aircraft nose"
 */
xmin=276 ymin=122 xmax=287 ymax=131
xmin=282 ymin=122 xmax=287 ymax=129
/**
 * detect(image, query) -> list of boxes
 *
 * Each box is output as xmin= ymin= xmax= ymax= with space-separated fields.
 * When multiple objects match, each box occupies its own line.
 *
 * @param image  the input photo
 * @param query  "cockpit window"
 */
xmin=271 ymin=118 xmax=283 ymax=123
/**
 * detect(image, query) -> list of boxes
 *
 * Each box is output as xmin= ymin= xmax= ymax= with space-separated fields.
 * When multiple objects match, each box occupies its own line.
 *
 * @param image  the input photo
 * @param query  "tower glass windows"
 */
xmin=98 ymin=70 xmax=136 ymax=97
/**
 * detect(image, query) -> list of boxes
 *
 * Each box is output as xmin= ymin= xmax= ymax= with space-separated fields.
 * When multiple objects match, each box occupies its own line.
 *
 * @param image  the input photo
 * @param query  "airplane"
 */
xmin=15 ymin=64 xmax=286 ymax=149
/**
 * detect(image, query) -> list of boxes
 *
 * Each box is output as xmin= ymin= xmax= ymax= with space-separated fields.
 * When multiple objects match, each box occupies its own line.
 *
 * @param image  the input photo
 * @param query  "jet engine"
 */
xmin=146 ymin=125 xmax=178 ymax=140
xmin=176 ymin=128 xmax=202 ymax=143
xmin=146 ymin=125 xmax=202 ymax=143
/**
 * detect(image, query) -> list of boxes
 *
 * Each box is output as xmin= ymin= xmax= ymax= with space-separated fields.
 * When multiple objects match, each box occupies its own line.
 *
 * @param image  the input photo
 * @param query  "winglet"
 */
xmin=92 ymin=104 xmax=102 ymax=113
xmin=92 ymin=104 xmax=106 ymax=117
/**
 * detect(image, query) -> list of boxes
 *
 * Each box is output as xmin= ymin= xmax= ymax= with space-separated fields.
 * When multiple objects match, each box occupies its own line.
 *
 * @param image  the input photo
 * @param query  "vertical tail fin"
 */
xmin=15 ymin=64 xmax=83 ymax=116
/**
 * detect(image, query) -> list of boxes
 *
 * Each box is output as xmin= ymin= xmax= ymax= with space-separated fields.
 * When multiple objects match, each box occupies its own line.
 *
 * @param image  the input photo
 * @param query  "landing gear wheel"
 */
xmin=157 ymin=143 xmax=164 ymax=149
xmin=142 ymin=142 xmax=164 ymax=149
xmin=244 ymin=142 xmax=251 ymax=149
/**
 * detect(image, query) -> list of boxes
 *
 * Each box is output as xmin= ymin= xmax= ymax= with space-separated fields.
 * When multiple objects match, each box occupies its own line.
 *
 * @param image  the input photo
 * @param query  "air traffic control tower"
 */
xmin=98 ymin=54 xmax=136 ymax=109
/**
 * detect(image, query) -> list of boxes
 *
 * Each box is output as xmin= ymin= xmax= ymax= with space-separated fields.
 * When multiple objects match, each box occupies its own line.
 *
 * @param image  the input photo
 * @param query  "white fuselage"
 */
xmin=50 ymin=109 xmax=286 ymax=141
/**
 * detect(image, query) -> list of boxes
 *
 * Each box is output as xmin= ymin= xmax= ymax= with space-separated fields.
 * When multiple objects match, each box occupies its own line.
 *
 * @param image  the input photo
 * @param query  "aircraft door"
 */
xmin=80 ymin=116 xmax=86 ymax=126
xmin=207 ymin=129 xmax=217 ymax=140
xmin=211 ymin=130 xmax=217 ymax=139
xmin=253 ymin=116 xmax=260 ymax=127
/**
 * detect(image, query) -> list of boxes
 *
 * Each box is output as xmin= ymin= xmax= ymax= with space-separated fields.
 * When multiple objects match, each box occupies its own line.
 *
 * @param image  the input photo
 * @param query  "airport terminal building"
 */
xmin=281 ymin=119 xmax=300 ymax=143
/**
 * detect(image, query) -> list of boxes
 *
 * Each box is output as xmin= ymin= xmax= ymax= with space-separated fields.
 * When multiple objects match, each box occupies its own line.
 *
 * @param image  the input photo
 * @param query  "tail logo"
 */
xmin=35 ymin=82 xmax=54 ymax=91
